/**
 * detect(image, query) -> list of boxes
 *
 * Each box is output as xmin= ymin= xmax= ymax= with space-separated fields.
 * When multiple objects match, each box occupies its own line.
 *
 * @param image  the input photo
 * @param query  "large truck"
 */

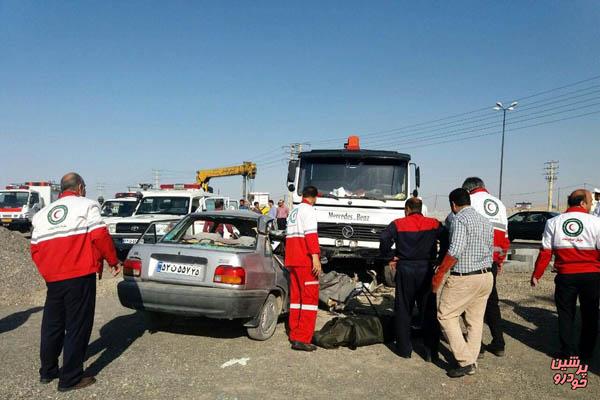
xmin=0 ymin=182 xmax=60 ymax=232
xmin=286 ymin=136 xmax=420 ymax=276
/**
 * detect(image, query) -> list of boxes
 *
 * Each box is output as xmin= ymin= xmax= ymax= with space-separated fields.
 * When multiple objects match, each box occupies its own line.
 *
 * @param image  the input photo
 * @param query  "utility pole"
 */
xmin=544 ymin=161 xmax=559 ymax=211
xmin=152 ymin=169 xmax=161 ymax=189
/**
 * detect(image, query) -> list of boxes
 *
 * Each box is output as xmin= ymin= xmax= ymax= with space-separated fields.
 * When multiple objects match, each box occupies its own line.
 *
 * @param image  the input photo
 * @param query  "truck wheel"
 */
xmin=247 ymin=294 xmax=280 ymax=341
xmin=383 ymin=264 xmax=396 ymax=288
xmin=143 ymin=311 xmax=174 ymax=332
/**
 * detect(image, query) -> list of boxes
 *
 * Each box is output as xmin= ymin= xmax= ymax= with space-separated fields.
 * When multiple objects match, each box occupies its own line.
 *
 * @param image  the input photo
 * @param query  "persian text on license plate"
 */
xmin=156 ymin=261 xmax=203 ymax=277
xmin=122 ymin=238 xmax=138 ymax=244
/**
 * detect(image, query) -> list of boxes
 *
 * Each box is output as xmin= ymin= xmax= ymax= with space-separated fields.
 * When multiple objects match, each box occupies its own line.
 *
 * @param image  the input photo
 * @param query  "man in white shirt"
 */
xmin=592 ymin=188 xmax=600 ymax=217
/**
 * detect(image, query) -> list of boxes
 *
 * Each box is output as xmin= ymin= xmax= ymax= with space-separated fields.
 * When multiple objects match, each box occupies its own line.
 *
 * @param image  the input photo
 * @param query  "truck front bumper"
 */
xmin=0 ymin=218 xmax=31 ymax=232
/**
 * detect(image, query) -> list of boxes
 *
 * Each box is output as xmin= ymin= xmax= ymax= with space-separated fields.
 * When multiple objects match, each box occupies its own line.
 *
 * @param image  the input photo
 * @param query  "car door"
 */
xmin=524 ymin=213 xmax=547 ymax=240
xmin=508 ymin=212 xmax=528 ymax=240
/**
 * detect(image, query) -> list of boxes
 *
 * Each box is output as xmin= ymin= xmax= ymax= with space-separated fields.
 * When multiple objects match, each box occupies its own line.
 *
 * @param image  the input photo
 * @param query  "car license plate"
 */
xmin=156 ymin=261 xmax=203 ymax=277
xmin=122 ymin=238 xmax=138 ymax=244
xmin=1 ymin=218 xmax=12 ymax=223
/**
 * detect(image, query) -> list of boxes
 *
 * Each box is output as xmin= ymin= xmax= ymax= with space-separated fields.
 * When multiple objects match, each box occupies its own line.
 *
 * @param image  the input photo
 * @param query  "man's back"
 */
xmin=448 ymin=207 xmax=494 ymax=273
xmin=31 ymin=194 xmax=116 ymax=282
xmin=380 ymin=213 xmax=441 ymax=262
xmin=469 ymin=189 xmax=509 ymax=264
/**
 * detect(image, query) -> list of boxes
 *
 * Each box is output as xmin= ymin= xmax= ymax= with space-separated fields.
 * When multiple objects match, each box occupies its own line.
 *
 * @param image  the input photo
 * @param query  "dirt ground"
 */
xmin=0 ymin=271 xmax=599 ymax=400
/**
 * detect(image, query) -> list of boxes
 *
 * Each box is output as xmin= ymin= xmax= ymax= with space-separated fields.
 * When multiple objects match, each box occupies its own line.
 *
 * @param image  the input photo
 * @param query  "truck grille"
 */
xmin=317 ymin=223 xmax=386 ymax=242
xmin=116 ymin=223 xmax=150 ymax=234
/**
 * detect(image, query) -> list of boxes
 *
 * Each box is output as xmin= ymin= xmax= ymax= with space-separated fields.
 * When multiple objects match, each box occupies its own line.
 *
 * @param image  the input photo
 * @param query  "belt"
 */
xmin=450 ymin=267 xmax=492 ymax=276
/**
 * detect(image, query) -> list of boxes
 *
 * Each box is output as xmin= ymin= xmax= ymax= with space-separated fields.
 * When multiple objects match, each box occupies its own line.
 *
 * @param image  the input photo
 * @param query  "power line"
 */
xmin=309 ymin=74 xmax=600 ymax=145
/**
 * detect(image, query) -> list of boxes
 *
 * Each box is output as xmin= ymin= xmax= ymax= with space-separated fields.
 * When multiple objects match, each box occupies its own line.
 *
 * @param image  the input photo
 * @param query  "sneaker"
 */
xmin=291 ymin=341 xmax=317 ymax=352
xmin=447 ymin=364 xmax=476 ymax=378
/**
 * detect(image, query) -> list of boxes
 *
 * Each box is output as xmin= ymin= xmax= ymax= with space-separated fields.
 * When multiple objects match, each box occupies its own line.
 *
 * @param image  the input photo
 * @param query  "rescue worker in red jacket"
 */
xmin=30 ymin=173 xmax=121 ymax=392
xmin=531 ymin=189 xmax=600 ymax=361
xmin=285 ymin=186 xmax=321 ymax=351
xmin=461 ymin=177 xmax=509 ymax=357
xmin=380 ymin=197 xmax=444 ymax=360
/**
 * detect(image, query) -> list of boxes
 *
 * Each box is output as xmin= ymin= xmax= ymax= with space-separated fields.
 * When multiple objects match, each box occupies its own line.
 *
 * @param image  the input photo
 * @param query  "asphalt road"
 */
xmin=0 ymin=273 xmax=598 ymax=400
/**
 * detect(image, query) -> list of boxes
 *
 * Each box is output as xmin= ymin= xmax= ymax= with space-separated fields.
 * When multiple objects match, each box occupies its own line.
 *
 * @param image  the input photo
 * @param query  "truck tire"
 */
xmin=247 ymin=294 xmax=280 ymax=341
xmin=143 ymin=311 xmax=174 ymax=332
xmin=383 ymin=264 xmax=396 ymax=288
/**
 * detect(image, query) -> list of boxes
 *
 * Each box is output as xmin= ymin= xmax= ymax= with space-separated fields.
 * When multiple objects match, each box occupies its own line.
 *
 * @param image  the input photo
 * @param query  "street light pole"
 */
xmin=499 ymin=108 xmax=507 ymax=200
xmin=494 ymin=101 xmax=518 ymax=200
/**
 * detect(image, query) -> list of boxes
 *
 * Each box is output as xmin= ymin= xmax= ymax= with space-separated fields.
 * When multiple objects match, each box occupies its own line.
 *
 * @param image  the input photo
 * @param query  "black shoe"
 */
xmin=57 ymin=376 xmax=96 ymax=392
xmin=447 ymin=364 xmax=476 ymax=378
xmin=40 ymin=376 xmax=57 ymax=384
xmin=291 ymin=341 xmax=317 ymax=352
xmin=486 ymin=343 xmax=505 ymax=357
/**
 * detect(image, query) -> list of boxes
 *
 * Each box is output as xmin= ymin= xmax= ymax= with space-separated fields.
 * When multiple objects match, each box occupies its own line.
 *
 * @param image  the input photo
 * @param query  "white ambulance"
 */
xmin=0 ymin=182 xmax=60 ymax=232
xmin=107 ymin=184 xmax=233 ymax=259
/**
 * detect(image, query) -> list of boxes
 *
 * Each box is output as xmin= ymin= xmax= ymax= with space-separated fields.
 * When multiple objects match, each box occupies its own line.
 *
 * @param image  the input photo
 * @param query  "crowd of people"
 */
xmin=27 ymin=172 xmax=599 ymax=392
xmin=239 ymin=197 xmax=290 ymax=229
xmin=285 ymin=179 xmax=599 ymax=379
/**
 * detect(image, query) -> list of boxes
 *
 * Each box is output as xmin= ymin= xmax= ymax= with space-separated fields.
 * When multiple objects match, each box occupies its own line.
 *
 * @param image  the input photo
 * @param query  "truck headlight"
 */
xmin=349 ymin=240 xmax=358 ymax=248
xmin=335 ymin=239 xmax=343 ymax=247
xmin=108 ymin=224 xmax=116 ymax=234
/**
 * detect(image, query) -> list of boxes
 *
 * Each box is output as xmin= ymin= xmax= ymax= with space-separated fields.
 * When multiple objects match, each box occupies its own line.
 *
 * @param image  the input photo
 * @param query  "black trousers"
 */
xmin=483 ymin=262 xmax=505 ymax=347
xmin=277 ymin=218 xmax=287 ymax=230
xmin=40 ymin=274 xmax=96 ymax=388
xmin=394 ymin=262 xmax=435 ymax=357
xmin=554 ymin=272 xmax=600 ymax=358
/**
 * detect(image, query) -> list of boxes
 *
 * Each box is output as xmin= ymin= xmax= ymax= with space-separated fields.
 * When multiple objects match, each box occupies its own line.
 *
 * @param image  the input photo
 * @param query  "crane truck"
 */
xmin=286 ymin=136 xmax=421 ymax=281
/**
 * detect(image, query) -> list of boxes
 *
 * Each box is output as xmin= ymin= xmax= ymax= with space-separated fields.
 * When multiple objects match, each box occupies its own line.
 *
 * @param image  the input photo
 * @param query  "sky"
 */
xmin=1 ymin=1 xmax=599 ymax=213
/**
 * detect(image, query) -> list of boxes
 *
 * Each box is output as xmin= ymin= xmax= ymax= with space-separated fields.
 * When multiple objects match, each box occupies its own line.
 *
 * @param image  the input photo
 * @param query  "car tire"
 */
xmin=143 ymin=311 xmax=174 ymax=331
xmin=383 ymin=264 xmax=396 ymax=288
xmin=247 ymin=294 xmax=280 ymax=341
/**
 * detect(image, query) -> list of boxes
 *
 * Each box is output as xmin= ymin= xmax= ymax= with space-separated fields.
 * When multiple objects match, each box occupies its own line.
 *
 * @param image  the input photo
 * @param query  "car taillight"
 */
xmin=123 ymin=258 xmax=142 ymax=277
xmin=213 ymin=265 xmax=245 ymax=285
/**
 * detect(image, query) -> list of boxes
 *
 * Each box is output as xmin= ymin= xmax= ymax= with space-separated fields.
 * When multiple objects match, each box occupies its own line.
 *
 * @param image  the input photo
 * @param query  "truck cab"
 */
xmin=108 ymin=184 xmax=233 ymax=260
xmin=0 ymin=182 xmax=59 ymax=232
xmin=286 ymin=136 xmax=420 ymax=268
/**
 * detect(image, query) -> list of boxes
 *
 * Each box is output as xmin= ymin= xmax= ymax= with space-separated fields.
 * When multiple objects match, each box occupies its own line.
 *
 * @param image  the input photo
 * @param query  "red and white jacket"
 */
xmin=533 ymin=206 xmax=600 ymax=279
xmin=30 ymin=192 xmax=119 ymax=282
xmin=470 ymin=188 xmax=510 ymax=265
xmin=285 ymin=199 xmax=320 ymax=268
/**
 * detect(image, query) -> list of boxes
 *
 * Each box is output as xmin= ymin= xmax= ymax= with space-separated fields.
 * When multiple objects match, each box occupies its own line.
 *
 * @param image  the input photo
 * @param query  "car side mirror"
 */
xmin=287 ymin=160 xmax=298 ymax=184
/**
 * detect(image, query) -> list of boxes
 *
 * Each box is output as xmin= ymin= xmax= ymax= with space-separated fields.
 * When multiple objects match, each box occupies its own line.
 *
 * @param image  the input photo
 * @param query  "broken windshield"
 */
xmin=298 ymin=158 xmax=408 ymax=200
xmin=161 ymin=215 xmax=258 ymax=249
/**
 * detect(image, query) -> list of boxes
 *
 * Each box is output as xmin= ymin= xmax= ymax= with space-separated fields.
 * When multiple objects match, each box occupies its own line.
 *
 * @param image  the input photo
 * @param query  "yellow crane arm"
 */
xmin=196 ymin=162 xmax=257 ymax=191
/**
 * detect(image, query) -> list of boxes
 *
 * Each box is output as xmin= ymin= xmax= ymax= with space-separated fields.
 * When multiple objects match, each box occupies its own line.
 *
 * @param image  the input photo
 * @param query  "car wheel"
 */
xmin=383 ymin=264 xmax=396 ymax=288
xmin=247 ymin=294 xmax=280 ymax=341
xmin=143 ymin=311 xmax=174 ymax=332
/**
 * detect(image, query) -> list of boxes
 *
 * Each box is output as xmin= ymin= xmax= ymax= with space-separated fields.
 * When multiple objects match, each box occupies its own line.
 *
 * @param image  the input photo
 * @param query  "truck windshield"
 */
xmin=0 ymin=192 xmax=29 ymax=208
xmin=136 ymin=197 xmax=190 ymax=215
xmin=298 ymin=159 xmax=408 ymax=200
xmin=101 ymin=200 xmax=138 ymax=217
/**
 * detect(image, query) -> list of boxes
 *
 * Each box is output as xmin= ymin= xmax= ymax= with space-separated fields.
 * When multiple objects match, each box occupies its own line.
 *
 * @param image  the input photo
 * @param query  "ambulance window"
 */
xmin=30 ymin=193 xmax=39 ymax=206
xmin=192 ymin=198 xmax=200 ymax=212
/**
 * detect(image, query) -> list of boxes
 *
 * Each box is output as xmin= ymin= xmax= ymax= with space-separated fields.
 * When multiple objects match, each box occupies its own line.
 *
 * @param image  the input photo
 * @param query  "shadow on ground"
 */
xmin=501 ymin=299 xmax=599 ymax=376
xmin=0 ymin=306 xmax=43 ymax=334
xmin=84 ymin=311 xmax=250 ymax=376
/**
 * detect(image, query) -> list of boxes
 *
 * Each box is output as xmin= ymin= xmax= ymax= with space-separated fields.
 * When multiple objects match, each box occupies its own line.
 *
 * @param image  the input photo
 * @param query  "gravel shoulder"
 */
xmin=1 ymin=270 xmax=599 ymax=400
